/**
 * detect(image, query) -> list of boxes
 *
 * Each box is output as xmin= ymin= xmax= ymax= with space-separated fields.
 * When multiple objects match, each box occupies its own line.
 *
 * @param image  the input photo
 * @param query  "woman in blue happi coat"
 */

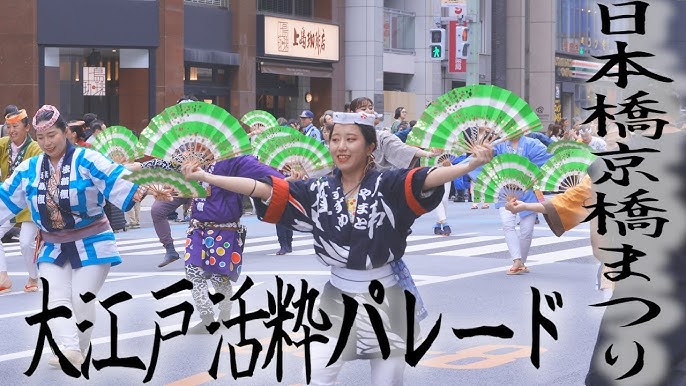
xmin=0 ymin=105 xmax=150 ymax=369
xmin=464 ymin=133 xmax=552 ymax=274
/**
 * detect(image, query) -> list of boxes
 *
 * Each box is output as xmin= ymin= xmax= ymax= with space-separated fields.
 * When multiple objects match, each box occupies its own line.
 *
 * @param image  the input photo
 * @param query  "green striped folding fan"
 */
xmin=90 ymin=126 xmax=140 ymax=164
xmin=419 ymin=152 xmax=461 ymax=167
xmin=145 ymin=122 xmax=252 ymax=165
xmin=538 ymin=149 xmax=596 ymax=192
xmin=123 ymin=168 xmax=207 ymax=198
xmin=241 ymin=110 xmax=278 ymax=133
xmin=471 ymin=174 xmax=493 ymax=204
xmin=256 ymin=135 xmax=333 ymax=177
xmin=251 ymin=126 xmax=304 ymax=157
xmin=472 ymin=154 xmax=543 ymax=204
xmin=137 ymin=102 xmax=251 ymax=165
xmin=547 ymin=140 xmax=594 ymax=154
xmin=407 ymin=85 xmax=541 ymax=154
xmin=139 ymin=102 xmax=247 ymax=154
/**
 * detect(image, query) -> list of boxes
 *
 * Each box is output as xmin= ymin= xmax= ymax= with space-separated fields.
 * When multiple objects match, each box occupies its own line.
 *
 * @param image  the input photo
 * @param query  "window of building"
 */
xmin=258 ymin=0 xmax=312 ymax=17
xmin=383 ymin=8 xmax=415 ymax=52
xmin=185 ymin=65 xmax=230 ymax=84
xmin=42 ymin=47 xmax=126 ymax=125
xmin=184 ymin=0 xmax=228 ymax=8
xmin=556 ymin=0 xmax=628 ymax=55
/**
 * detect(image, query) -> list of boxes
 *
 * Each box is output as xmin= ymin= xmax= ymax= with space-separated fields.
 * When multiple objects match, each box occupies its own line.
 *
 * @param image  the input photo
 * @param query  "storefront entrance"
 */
xmin=41 ymin=47 xmax=153 ymax=133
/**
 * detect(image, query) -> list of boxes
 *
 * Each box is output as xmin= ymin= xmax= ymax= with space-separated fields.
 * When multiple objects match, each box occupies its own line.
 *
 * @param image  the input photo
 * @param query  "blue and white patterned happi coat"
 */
xmin=0 ymin=145 xmax=139 ymax=268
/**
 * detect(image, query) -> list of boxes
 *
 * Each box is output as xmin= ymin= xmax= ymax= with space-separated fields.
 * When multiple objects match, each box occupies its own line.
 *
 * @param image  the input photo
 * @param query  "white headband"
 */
xmin=332 ymin=112 xmax=376 ymax=126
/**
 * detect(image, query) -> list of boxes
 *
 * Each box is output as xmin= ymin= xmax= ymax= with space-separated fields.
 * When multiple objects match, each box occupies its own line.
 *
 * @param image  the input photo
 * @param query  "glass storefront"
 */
xmin=256 ymin=73 xmax=300 ymax=119
xmin=42 ymin=47 xmax=152 ymax=133
xmin=183 ymin=64 xmax=233 ymax=111
xmin=43 ymin=47 xmax=122 ymax=124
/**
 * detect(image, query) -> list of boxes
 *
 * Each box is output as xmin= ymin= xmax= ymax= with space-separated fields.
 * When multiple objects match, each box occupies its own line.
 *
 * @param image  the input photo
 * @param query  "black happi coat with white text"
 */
xmin=255 ymin=167 xmax=444 ymax=273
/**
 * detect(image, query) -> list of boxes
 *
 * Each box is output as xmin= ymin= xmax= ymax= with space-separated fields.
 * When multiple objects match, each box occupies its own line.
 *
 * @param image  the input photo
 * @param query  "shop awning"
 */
xmin=184 ymin=48 xmax=240 ymax=66
xmin=259 ymin=60 xmax=334 ymax=78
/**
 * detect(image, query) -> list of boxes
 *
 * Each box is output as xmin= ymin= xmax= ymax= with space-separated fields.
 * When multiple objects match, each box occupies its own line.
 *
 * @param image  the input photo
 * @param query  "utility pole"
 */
xmin=466 ymin=0 xmax=481 ymax=85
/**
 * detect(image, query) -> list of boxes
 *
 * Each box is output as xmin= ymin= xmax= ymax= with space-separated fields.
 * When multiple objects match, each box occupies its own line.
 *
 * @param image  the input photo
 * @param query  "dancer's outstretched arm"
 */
xmin=182 ymin=162 xmax=273 ymax=201
xmin=506 ymin=175 xmax=593 ymax=237
xmin=422 ymin=144 xmax=493 ymax=190
xmin=506 ymin=200 xmax=546 ymax=214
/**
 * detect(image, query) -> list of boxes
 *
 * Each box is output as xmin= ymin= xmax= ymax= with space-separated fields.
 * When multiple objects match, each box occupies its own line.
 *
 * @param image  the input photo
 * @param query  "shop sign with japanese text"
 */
xmin=262 ymin=16 xmax=339 ymax=62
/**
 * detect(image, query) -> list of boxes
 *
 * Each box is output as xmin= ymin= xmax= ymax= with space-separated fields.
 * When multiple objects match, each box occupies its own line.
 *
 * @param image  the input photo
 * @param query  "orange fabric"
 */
xmin=262 ymin=176 xmax=290 ymax=224
xmin=404 ymin=168 xmax=427 ymax=216
xmin=5 ymin=109 xmax=27 ymax=124
xmin=549 ymin=175 xmax=593 ymax=232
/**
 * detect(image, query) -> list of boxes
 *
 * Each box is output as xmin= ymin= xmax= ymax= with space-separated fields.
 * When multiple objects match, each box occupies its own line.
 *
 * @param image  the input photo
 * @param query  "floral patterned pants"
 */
xmin=185 ymin=264 xmax=233 ymax=320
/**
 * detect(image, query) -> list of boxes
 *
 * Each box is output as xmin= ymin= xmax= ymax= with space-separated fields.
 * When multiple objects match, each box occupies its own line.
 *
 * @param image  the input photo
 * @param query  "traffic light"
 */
xmin=429 ymin=28 xmax=446 ymax=60
xmin=455 ymin=26 xmax=470 ymax=59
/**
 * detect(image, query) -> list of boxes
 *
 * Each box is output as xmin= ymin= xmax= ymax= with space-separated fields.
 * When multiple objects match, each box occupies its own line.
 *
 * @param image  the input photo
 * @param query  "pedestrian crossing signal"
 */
xmin=455 ymin=26 xmax=470 ymax=59
xmin=429 ymin=28 xmax=446 ymax=60
xmin=430 ymin=44 xmax=444 ymax=59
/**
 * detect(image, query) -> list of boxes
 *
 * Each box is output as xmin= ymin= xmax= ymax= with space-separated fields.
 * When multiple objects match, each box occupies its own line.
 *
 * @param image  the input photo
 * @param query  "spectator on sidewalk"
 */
xmin=300 ymin=110 xmax=322 ymax=141
xmin=390 ymin=106 xmax=407 ymax=133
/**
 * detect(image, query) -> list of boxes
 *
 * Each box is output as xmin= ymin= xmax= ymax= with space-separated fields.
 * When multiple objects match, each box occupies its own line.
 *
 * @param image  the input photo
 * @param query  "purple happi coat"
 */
xmin=185 ymin=155 xmax=283 ymax=280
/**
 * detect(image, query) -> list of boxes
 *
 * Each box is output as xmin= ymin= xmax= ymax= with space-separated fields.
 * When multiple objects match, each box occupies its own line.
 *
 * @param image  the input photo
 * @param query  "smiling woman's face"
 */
xmin=6 ymin=121 xmax=30 ymax=146
xmin=36 ymin=126 xmax=68 ymax=159
xmin=328 ymin=123 xmax=374 ymax=174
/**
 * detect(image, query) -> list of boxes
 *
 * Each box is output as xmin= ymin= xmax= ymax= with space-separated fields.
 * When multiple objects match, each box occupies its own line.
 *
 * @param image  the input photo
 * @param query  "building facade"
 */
xmin=553 ymin=0 xmax=625 ymax=125
xmin=5 ymin=0 xmax=649 ymax=133
xmin=345 ymin=0 xmax=496 ymax=125
xmin=0 ymin=0 xmax=345 ymax=130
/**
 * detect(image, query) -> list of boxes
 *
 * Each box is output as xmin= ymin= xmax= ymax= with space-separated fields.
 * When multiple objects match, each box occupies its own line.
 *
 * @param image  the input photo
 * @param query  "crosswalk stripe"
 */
xmin=242 ymin=235 xmax=457 ymax=255
xmin=279 ymin=236 xmax=588 ymax=257
xmin=526 ymin=246 xmax=594 ymax=262
xmin=534 ymin=226 xmax=590 ymax=233
xmin=1 ymin=233 xmax=589 ymax=260
xmin=245 ymin=239 xmax=313 ymax=253
xmin=430 ymin=236 xmax=587 ymax=256
xmin=404 ymin=236 xmax=503 ymax=253
xmin=117 ymin=235 xmax=318 ymax=256
xmin=415 ymin=246 xmax=596 ymax=286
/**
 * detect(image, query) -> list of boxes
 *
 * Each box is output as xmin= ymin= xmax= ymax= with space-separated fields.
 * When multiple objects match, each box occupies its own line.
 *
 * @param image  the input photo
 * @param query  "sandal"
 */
xmin=0 ymin=277 xmax=12 ymax=294
xmin=24 ymin=283 xmax=39 ymax=292
xmin=481 ymin=204 xmax=490 ymax=209
xmin=470 ymin=204 xmax=479 ymax=209
xmin=521 ymin=266 xmax=530 ymax=273
xmin=506 ymin=266 xmax=526 ymax=275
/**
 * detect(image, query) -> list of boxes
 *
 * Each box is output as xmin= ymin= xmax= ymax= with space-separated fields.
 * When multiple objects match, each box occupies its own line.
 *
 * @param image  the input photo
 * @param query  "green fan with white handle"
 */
xmin=241 ymin=110 xmax=278 ymax=135
xmin=256 ymin=135 xmax=333 ymax=177
xmin=407 ymin=85 xmax=541 ymax=155
xmin=547 ymin=140 xmax=594 ymax=154
xmin=123 ymin=168 xmax=207 ymax=198
xmin=472 ymin=154 xmax=543 ymax=204
xmin=90 ymin=126 xmax=140 ymax=164
xmin=538 ymin=149 xmax=596 ymax=192
xmin=137 ymin=102 xmax=248 ymax=158
xmin=140 ymin=121 xmax=252 ymax=166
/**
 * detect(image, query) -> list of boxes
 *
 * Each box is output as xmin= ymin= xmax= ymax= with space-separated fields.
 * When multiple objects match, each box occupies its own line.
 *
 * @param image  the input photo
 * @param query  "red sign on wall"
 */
xmin=448 ymin=20 xmax=468 ymax=73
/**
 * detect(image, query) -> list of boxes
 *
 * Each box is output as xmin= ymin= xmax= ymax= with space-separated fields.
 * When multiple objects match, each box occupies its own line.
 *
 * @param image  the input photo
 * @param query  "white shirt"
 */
xmin=587 ymin=136 xmax=607 ymax=152
xmin=10 ymin=137 xmax=29 ymax=162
